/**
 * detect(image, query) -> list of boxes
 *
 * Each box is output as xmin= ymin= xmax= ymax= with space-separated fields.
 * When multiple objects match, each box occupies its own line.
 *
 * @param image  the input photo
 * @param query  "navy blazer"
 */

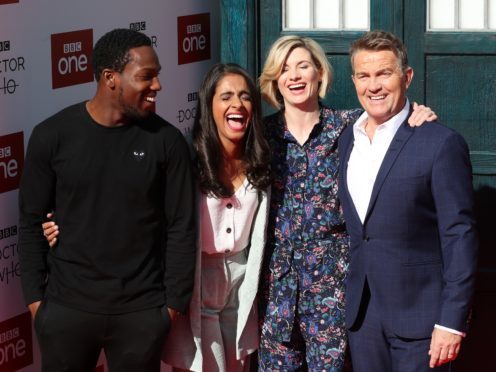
xmin=338 ymin=114 xmax=478 ymax=339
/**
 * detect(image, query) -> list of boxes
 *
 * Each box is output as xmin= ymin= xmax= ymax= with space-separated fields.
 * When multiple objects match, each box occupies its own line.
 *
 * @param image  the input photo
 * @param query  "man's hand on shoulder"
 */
xmin=429 ymin=327 xmax=462 ymax=368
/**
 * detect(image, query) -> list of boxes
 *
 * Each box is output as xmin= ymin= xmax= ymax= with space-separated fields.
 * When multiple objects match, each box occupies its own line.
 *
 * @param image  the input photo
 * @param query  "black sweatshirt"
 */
xmin=19 ymin=102 xmax=196 ymax=314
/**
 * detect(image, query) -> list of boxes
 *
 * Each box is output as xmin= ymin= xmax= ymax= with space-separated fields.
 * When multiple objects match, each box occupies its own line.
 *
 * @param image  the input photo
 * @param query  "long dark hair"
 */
xmin=193 ymin=63 xmax=271 ymax=198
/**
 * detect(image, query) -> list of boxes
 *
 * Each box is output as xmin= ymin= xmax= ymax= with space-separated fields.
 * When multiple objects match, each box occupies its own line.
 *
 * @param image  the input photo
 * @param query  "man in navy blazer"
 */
xmin=338 ymin=31 xmax=478 ymax=371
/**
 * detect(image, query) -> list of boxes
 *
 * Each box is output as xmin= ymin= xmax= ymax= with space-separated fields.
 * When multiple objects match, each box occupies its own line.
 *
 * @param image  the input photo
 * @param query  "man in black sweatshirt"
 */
xmin=18 ymin=28 xmax=196 ymax=372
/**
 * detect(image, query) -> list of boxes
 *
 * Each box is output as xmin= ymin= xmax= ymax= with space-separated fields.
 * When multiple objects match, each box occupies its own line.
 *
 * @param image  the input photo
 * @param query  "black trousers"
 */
xmin=34 ymin=300 xmax=170 ymax=372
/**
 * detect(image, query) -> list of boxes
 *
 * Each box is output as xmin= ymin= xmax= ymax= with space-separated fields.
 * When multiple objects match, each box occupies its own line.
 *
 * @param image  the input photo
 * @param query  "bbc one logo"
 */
xmin=51 ymin=29 xmax=93 ymax=89
xmin=177 ymin=13 xmax=210 ymax=65
xmin=0 ymin=40 xmax=10 ymax=52
xmin=0 ymin=132 xmax=23 ymax=194
xmin=0 ymin=312 xmax=33 ymax=371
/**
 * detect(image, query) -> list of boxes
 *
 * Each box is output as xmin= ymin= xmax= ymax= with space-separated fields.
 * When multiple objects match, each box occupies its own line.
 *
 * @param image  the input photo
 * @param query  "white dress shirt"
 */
xmin=347 ymin=101 xmax=409 ymax=223
xmin=200 ymin=178 xmax=259 ymax=254
xmin=346 ymin=100 xmax=464 ymax=337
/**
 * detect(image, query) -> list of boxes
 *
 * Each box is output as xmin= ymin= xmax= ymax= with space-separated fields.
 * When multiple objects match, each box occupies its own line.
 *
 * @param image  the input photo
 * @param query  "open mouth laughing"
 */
xmin=226 ymin=113 xmax=249 ymax=131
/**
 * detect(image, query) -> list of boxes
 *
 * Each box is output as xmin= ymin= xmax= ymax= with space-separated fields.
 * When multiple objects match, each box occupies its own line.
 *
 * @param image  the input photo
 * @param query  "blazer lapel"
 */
xmin=364 ymin=122 xmax=414 ymax=222
xmin=340 ymin=131 xmax=363 ymax=226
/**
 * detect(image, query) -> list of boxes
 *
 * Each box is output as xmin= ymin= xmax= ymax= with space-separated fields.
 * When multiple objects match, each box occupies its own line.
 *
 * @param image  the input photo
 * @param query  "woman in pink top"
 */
xmin=164 ymin=63 xmax=271 ymax=371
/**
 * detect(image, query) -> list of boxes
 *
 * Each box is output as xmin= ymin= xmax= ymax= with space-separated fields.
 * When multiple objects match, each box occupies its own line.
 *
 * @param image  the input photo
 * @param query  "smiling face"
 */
xmin=115 ymin=45 xmax=162 ymax=121
xmin=276 ymin=47 xmax=322 ymax=110
xmin=212 ymin=73 xmax=253 ymax=150
xmin=352 ymin=49 xmax=413 ymax=126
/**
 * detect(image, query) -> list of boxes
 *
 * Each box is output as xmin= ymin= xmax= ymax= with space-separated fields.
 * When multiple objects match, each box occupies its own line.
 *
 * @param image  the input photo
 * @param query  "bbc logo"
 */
xmin=187 ymin=24 xmax=201 ymax=34
xmin=0 ymin=40 xmax=10 ymax=52
xmin=130 ymin=22 xmax=146 ymax=31
xmin=0 ymin=145 xmax=12 ymax=159
xmin=187 ymin=92 xmax=198 ymax=102
xmin=63 ymin=42 xmax=82 ymax=54
xmin=0 ymin=225 xmax=18 ymax=240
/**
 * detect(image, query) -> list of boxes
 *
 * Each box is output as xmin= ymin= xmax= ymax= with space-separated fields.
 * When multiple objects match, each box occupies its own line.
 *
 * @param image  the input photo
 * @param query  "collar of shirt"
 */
xmin=352 ymin=99 xmax=410 ymax=145
xmin=275 ymin=106 xmax=324 ymax=143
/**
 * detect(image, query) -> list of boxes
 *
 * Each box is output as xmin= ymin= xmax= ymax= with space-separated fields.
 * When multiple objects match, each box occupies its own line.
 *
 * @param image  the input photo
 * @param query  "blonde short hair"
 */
xmin=259 ymin=35 xmax=333 ymax=109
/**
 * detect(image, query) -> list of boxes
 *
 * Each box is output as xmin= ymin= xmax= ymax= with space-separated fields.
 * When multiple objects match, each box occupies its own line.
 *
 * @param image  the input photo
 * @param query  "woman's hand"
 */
xmin=42 ymin=212 xmax=59 ymax=248
xmin=408 ymin=102 xmax=438 ymax=126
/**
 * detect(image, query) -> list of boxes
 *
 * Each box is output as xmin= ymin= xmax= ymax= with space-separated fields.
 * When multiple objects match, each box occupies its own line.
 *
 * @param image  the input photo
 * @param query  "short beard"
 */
xmin=118 ymin=86 xmax=149 ymax=122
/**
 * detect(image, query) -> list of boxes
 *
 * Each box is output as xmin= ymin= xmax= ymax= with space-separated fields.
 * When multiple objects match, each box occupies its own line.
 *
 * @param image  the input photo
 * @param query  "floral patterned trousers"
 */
xmin=258 ymin=236 xmax=349 ymax=371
